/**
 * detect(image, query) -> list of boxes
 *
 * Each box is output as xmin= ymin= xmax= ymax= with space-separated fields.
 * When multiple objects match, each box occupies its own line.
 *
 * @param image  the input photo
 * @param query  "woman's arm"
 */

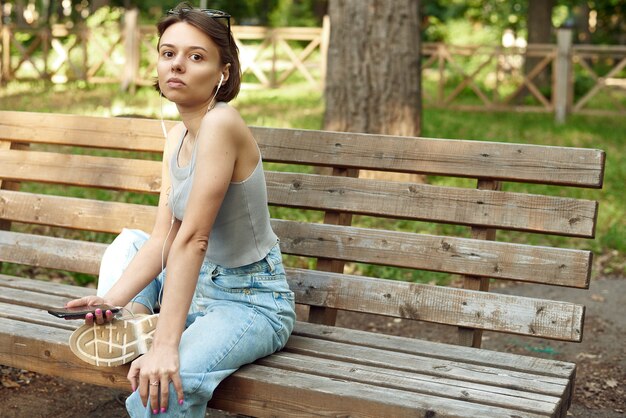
xmin=152 ymin=107 xmax=244 ymax=350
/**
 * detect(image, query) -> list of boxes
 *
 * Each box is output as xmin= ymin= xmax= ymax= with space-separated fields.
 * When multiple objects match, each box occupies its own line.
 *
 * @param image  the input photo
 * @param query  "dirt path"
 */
xmin=1 ymin=276 xmax=624 ymax=417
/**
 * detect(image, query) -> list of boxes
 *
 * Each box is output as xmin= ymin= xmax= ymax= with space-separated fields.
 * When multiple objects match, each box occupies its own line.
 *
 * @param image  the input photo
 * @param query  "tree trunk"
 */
xmin=323 ymin=0 xmax=421 ymax=137
xmin=517 ymin=0 xmax=554 ymax=102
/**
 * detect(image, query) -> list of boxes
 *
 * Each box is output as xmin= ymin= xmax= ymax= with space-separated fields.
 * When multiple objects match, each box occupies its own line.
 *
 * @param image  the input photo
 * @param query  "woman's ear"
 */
xmin=221 ymin=63 xmax=231 ymax=83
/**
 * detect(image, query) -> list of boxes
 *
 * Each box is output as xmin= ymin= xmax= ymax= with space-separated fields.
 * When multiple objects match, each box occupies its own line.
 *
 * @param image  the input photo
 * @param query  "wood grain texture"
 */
xmin=286 ymin=268 xmax=584 ymax=341
xmin=0 ymin=231 xmax=105 ymax=275
xmin=0 ymin=149 xmax=162 ymax=192
xmin=0 ymin=190 xmax=156 ymax=233
xmin=255 ymin=127 xmax=605 ymax=187
xmin=0 ymin=111 xmax=169 ymax=152
xmin=276 ymin=221 xmax=592 ymax=288
xmin=266 ymin=171 xmax=599 ymax=237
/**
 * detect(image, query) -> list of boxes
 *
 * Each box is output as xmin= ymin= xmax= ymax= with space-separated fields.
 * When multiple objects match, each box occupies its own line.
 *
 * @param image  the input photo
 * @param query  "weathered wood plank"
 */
xmin=266 ymin=171 xmax=599 ymax=237
xmin=0 ymin=274 xmax=93 ymax=299
xmin=0 ymin=301 xmax=79 ymax=331
xmin=0 ymin=149 xmax=162 ymax=192
xmin=276 ymin=221 xmax=592 ymax=288
xmin=293 ymin=321 xmax=576 ymax=379
xmin=260 ymin=351 xmax=561 ymax=415
xmin=0 ymin=231 xmax=105 ymax=275
xmin=210 ymin=364 xmax=550 ymax=418
xmin=256 ymin=127 xmax=605 ymax=188
xmin=0 ymin=284 xmax=91 ymax=314
xmin=0 ymin=190 xmax=156 ymax=233
xmin=0 ymin=111 xmax=168 ymax=152
xmin=286 ymin=268 xmax=584 ymax=341
xmin=285 ymin=336 xmax=569 ymax=393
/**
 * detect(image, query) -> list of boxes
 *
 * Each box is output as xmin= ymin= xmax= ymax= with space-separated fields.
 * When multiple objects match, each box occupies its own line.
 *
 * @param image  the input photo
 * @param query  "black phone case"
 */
xmin=47 ymin=305 xmax=121 ymax=319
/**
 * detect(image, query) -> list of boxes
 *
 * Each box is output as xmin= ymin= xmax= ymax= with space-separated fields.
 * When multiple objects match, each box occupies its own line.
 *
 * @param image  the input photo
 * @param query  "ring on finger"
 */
xmin=150 ymin=381 xmax=159 ymax=386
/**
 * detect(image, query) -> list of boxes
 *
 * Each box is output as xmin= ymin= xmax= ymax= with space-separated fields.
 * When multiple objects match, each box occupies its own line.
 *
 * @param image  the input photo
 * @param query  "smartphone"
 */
xmin=47 ymin=304 xmax=121 ymax=320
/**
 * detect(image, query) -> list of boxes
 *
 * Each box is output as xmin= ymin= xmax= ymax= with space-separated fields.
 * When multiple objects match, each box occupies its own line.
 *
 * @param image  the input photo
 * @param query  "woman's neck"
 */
xmin=176 ymin=100 xmax=214 ymax=139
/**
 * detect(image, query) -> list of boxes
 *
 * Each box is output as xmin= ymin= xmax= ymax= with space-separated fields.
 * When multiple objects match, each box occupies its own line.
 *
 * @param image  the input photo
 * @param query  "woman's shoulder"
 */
xmin=202 ymin=102 xmax=249 ymax=139
xmin=206 ymin=102 xmax=244 ymax=125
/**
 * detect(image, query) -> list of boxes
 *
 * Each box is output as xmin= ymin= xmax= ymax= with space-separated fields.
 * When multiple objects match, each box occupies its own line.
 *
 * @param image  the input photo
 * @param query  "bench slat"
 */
xmin=287 ymin=268 xmax=584 ymax=341
xmin=261 ymin=351 xmax=561 ymax=415
xmin=257 ymin=127 xmax=605 ymax=188
xmin=0 ymin=111 xmax=167 ymax=152
xmin=0 ymin=217 xmax=592 ymax=288
xmin=0 ymin=149 xmax=162 ymax=193
xmin=293 ymin=321 xmax=575 ymax=380
xmin=276 ymin=222 xmax=591 ymax=288
xmin=266 ymin=172 xmax=599 ymax=237
xmin=283 ymin=337 xmax=567 ymax=394
xmin=0 ymin=274 xmax=93 ymax=299
xmin=212 ymin=364 xmax=551 ymax=418
xmin=0 ymin=190 xmax=155 ymax=233
xmin=0 ymin=232 xmax=104 ymax=275
xmin=1 ymin=111 xmax=605 ymax=187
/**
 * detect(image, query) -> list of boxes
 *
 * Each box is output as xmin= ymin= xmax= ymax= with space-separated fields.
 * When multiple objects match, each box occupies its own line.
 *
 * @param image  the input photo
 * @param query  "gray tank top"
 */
xmin=168 ymin=122 xmax=278 ymax=268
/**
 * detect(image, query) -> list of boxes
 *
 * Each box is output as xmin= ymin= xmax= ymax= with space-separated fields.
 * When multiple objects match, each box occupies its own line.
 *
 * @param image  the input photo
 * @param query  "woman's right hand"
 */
xmin=65 ymin=296 xmax=116 ymax=325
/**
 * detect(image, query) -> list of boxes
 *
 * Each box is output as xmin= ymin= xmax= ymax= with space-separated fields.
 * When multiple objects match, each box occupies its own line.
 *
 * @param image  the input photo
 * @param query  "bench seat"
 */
xmin=0 ymin=274 xmax=574 ymax=417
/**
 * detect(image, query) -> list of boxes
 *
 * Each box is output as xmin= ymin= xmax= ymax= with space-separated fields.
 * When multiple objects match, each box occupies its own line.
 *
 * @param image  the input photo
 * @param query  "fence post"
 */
xmin=1 ymin=24 xmax=11 ymax=84
xmin=554 ymin=28 xmax=573 ymax=124
xmin=121 ymin=8 xmax=139 ymax=93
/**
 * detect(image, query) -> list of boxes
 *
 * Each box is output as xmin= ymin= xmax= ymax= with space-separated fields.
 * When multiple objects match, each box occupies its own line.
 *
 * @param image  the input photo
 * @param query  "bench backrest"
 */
xmin=0 ymin=111 xmax=605 ymax=347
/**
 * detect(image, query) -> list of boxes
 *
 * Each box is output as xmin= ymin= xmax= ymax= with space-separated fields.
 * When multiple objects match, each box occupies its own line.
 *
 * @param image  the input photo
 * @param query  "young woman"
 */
xmin=65 ymin=4 xmax=295 ymax=417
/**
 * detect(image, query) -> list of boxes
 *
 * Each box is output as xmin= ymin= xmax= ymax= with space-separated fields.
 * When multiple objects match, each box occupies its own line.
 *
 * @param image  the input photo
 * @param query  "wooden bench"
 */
xmin=0 ymin=110 xmax=605 ymax=417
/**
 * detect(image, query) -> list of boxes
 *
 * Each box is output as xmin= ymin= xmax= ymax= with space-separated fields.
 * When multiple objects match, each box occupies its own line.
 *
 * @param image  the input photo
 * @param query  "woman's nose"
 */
xmin=171 ymin=58 xmax=184 ymax=73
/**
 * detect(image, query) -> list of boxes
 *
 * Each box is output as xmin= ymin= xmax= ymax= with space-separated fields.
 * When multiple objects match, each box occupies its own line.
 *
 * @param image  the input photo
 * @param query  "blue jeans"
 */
xmin=97 ymin=229 xmax=295 ymax=417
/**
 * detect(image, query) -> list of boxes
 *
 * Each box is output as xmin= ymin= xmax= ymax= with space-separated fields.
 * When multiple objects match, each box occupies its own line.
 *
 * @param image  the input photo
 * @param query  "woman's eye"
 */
xmin=162 ymin=51 xmax=174 ymax=58
xmin=190 ymin=54 xmax=203 ymax=61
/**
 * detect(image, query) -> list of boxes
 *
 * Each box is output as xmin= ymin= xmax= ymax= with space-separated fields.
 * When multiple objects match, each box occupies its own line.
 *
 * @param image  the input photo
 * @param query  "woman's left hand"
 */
xmin=127 ymin=345 xmax=185 ymax=414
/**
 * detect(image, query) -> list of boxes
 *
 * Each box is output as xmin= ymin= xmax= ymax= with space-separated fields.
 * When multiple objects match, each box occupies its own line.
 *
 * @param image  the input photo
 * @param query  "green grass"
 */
xmin=0 ymin=80 xmax=623 ymax=283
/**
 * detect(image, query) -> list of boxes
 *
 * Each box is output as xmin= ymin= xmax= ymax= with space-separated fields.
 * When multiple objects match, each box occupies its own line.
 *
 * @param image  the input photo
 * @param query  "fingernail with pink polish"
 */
xmin=161 ymin=407 xmax=166 ymax=413
xmin=95 ymin=309 xmax=102 ymax=315
xmin=178 ymin=399 xmax=184 ymax=405
xmin=152 ymin=409 xmax=158 ymax=414
xmin=86 ymin=313 xmax=93 ymax=319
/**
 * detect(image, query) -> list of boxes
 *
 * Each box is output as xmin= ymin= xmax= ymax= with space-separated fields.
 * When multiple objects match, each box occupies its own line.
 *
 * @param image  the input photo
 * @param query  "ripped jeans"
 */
xmin=97 ymin=229 xmax=296 ymax=417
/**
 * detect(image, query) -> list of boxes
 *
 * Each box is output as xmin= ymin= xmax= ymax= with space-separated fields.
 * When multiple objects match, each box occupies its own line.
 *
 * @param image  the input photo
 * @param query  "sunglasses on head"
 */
xmin=167 ymin=8 xmax=232 ymax=44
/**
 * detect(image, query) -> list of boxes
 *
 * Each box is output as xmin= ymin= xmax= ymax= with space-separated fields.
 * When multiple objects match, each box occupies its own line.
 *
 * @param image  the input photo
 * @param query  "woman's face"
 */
xmin=157 ymin=22 xmax=226 ymax=107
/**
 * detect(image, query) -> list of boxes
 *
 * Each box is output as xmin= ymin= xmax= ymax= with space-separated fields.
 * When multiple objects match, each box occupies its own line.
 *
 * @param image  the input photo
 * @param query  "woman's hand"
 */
xmin=65 ymin=295 xmax=116 ymax=325
xmin=127 ymin=345 xmax=185 ymax=414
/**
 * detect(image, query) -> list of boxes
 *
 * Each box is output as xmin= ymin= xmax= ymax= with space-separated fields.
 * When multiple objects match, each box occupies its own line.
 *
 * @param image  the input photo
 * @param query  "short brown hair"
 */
xmin=154 ymin=3 xmax=241 ymax=102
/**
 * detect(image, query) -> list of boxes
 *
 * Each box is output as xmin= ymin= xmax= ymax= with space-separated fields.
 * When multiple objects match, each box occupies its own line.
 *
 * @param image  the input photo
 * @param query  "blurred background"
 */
xmin=0 ymin=0 xmax=623 ymax=283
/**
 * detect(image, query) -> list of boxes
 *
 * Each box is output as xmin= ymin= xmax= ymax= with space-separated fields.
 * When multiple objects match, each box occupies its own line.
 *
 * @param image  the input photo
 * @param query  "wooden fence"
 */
xmin=422 ymin=28 xmax=626 ymax=118
xmin=1 ymin=21 xmax=624 ymax=118
xmin=0 ymin=13 xmax=330 ymax=91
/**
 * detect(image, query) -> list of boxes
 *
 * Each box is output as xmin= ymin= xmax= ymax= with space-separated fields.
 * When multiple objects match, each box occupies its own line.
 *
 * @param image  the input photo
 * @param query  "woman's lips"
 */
xmin=167 ymin=78 xmax=185 ymax=88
